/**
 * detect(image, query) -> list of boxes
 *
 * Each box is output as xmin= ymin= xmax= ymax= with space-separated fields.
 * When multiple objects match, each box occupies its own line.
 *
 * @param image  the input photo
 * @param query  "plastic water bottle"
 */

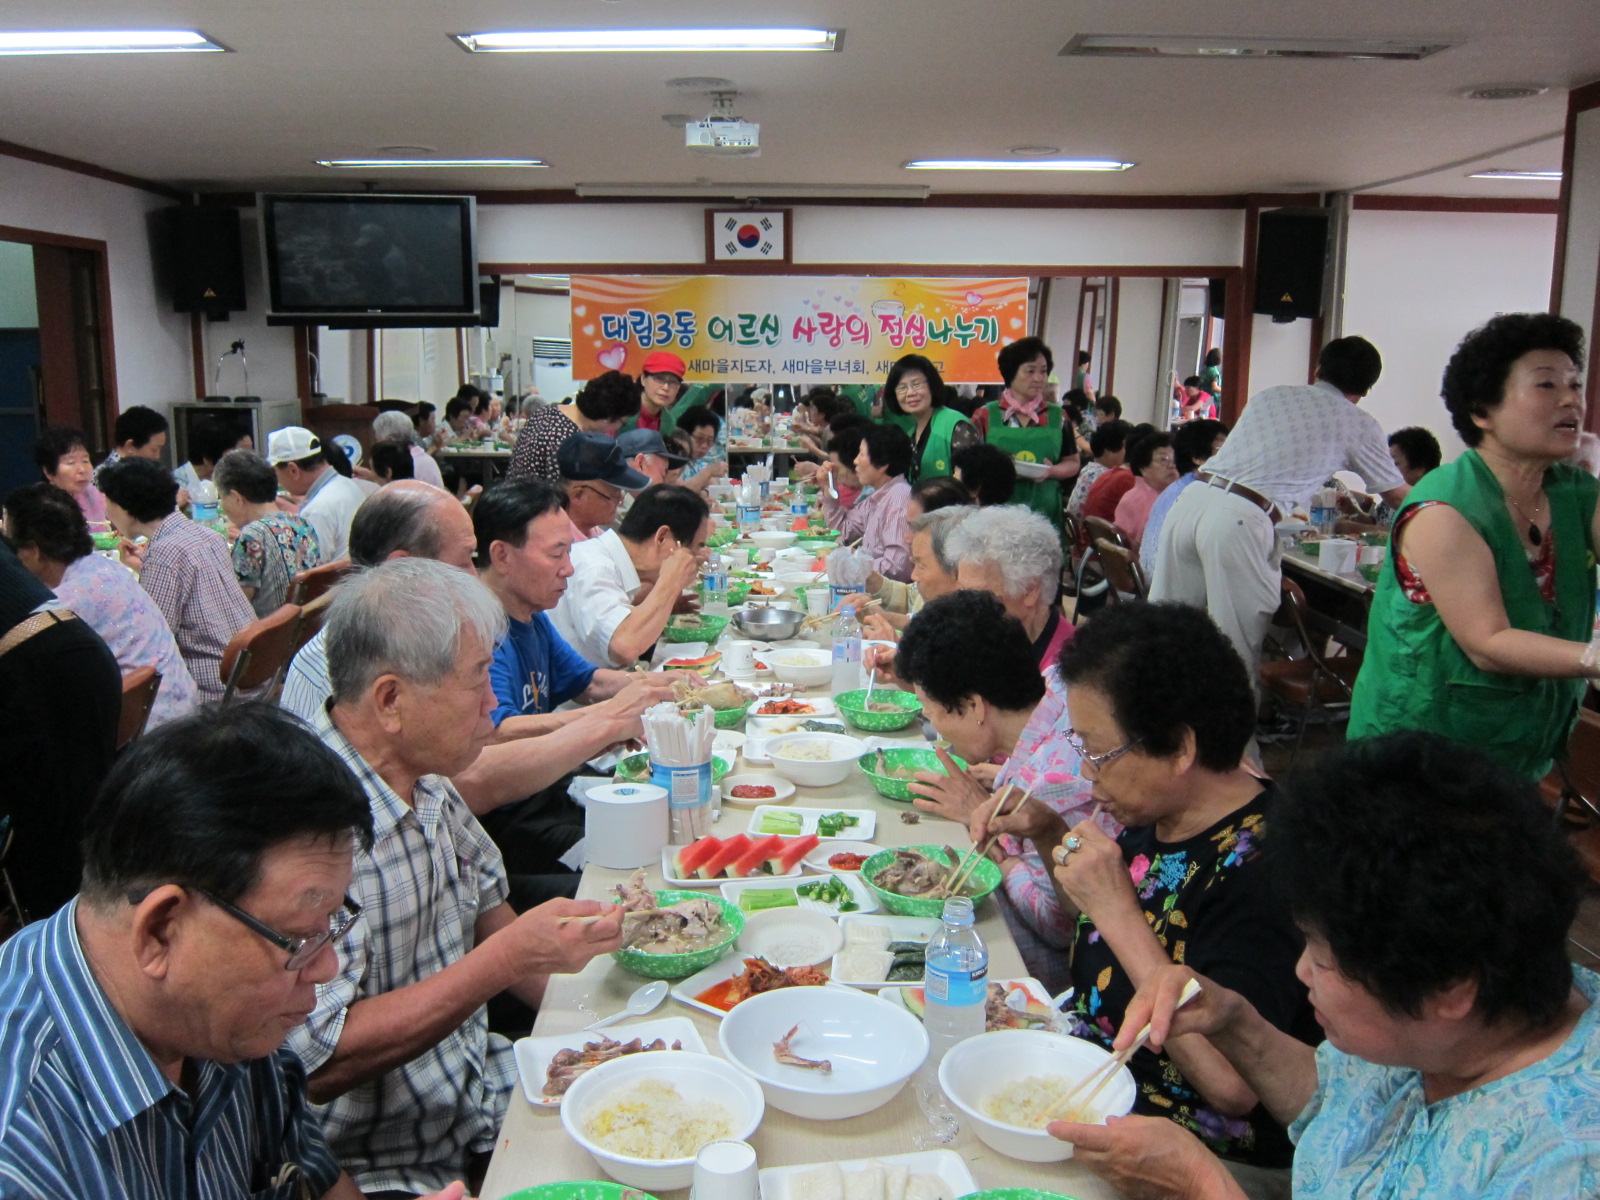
xmin=923 ymin=896 xmax=988 ymax=1064
xmin=703 ymin=554 xmax=730 ymax=617
xmin=736 ymin=478 xmax=762 ymax=537
xmin=831 ymin=605 xmax=862 ymax=694
xmin=190 ymin=479 xmax=223 ymax=530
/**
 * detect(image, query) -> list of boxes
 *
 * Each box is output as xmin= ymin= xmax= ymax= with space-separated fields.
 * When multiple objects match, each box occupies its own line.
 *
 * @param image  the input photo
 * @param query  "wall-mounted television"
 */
xmin=259 ymin=193 xmax=480 ymax=327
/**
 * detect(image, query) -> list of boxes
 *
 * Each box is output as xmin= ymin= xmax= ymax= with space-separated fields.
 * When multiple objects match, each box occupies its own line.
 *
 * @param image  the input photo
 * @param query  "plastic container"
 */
xmin=190 ymin=478 xmax=223 ymax=528
xmin=703 ymin=554 xmax=731 ymax=617
xmin=831 ymin=605 xmax=862 ymax=694
xmin=922 ymin=896 xmax=987 ymax=1065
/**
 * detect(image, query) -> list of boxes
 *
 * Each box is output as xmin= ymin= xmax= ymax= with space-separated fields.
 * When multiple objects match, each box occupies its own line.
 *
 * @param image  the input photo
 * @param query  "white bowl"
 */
xmin=560 ymin=1049 xmax=765 ymax=1188
xmin=738 ymin=907 xmax=844 ymax=967
xmin=937 ymin=1030 xmax=1136 ymax=1162
xmin=763 ymin=732 xmax=866 ymax=787
xmin=750 ymin=530 xmax=798 ymax=549
xmin=767 ymin=648 xmax=833 ymax=688
xmin=760 ymin=515 xmax=792 ymax=532
xmin=718 ymin=985 xmax=928 ymax=1120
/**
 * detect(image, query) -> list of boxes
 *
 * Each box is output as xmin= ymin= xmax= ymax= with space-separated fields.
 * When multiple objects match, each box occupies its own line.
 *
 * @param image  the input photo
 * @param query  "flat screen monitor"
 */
xmin=259 ymin=193 xmax=479 ymax=327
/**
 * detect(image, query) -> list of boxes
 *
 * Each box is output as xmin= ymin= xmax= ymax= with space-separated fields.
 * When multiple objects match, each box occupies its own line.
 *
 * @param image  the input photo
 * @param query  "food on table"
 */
xmin=611 ymin=870 xmax=728 ymax=953
xmin=785 ymin=1161 xmax=955 ymax=1200
xmin=747 ymin=582 xmax=779 ymax=596
xmin=873 ymin=748 xmax=917 ymax=779
xmin=866 ymin=701 xmax=910 ymax=713
xmin=581 ymin=1077 xmax=735 ymax=1158
xmin=739 ymin=888 xmax=800 ymax=912
xmin=772 ymin=1024 xmax=832 ymax=1073
xmin=671 ymin=614 xmax=707 ymax=628
xmin=541 ymin=1033 xmax=684 ymax=1097
xmin=981 ymin=1074 xmax=1109 ymax=1128
xmin=816 ymin=811 xmax=860 ymax=837
xmin=902 ymin=981 xmax=1058 ymax=1031
xmin=900 ymin=812 xmax=922 ymax=825
xmin=671 ymin=677 xmax=754 ymax=712
xmin=730 ymin=783 xmax=779 ymax=801
xmin=661 ymin=651 xmax=722 ymax=677
xmin=754 ymin=659 xmax=770 ymax=671
xmin=801 ymin=719 xmax=846 ymax=733
xmin=757 ymin=810 xmax=804 ymax=834
xmin=693 ymin=956 xmax=830 ymax=1012
xmin=671 ymin=833 xmax=820 ymax=880
xmin=870 ymin=847 xmax=965 ymax=898
xmin=756 ymin=698 xmax=816 ymax=716
xmin=796 ymin=874 xmax=859 ymax=912
xmin=770 ymin=739 xmax=843 ymax=761
xmin=834 ymin=921 xmax=928 ymax=983
xmin=828 ymin=851 xmax=870 ymax=871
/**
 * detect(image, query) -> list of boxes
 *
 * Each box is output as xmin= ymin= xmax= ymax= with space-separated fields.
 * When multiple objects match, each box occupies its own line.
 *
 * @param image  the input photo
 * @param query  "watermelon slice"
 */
xmin=674 ymin=835 xmax=722 ymax=879
xmin=731 ymin=834 xmax=787 ymax=878
xmin=772 ymin=833 xmax=821 ymax=874
xmin=661 ymin=651 xmax=722 ymax=678
xmin=698 ymin=834 xmax=752 ymax=880
xmin=902 ymin=987 xmax=927 ymax=1020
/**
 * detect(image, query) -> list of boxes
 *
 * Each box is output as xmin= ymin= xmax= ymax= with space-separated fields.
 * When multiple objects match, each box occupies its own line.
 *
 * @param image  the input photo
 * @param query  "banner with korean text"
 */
xmin=569 ymin=275 xmax=1029 ymax=383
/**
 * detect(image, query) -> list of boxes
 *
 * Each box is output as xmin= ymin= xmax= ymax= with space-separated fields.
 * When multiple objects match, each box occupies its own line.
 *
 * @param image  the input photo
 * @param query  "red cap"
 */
xmin=641 ymin=350 xmax=687 ymax=379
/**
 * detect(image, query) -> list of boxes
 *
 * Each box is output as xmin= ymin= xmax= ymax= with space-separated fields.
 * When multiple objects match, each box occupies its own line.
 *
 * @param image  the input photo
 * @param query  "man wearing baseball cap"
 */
xmin=556 ymin=432 xmax=649 ymax=543
xmin=621 ymin=351 xmax=686 ymax=436
xmin=265 ymin=426 xmax=365 ymax=562
xmin=615 ymin=427 xmax=689 ymax=487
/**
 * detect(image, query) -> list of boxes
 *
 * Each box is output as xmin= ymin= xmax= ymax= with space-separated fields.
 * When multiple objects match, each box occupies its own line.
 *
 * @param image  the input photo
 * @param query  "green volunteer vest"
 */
xmin=886 ymin=406 xmax=970 ymax=483
xmin=982 ymin=401 xmax=1063 ymax=533
xmin=1348 ymin=450 xmax=1598 ymax=780
xmin=620 ymin=404 xmax=678 ymax=438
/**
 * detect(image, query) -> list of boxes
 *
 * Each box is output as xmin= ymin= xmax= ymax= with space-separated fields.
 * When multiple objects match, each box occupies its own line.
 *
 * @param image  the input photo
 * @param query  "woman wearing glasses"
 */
xmin=973 ymin=600 xmax=1311 ymax=1185
xmin=881 ymin=353 xmax=979 ymax=483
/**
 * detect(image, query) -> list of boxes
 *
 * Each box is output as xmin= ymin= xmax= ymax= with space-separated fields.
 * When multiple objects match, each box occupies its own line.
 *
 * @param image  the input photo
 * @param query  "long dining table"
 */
xmin=480 ymin=668 xmax=1126 ymax=1200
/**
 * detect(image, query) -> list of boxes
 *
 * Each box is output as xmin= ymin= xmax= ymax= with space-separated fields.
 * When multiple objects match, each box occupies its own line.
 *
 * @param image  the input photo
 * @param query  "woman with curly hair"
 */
xmin=1349 ymin=312 xmax=1595 ymax=780
xmin=507 ymin=370 xmax=641 ymax=482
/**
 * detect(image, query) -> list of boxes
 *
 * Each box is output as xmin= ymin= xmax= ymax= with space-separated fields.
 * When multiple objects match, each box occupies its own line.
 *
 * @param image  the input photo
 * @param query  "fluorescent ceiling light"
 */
xmin=316 ymin=158 xmax=547 ymax=169
xmin=1060 ymin=34 xmax=1451 ymax=61
xmin=577 ymin=182 xmax=928 ymax=199
xmin=904 ymin=159 xmax=1135 ymax=172
xmin=454 ymin=28 xmax=840 ymax=53
xmin=0 ymin=29 xmax=226 ymax=55
xmin=1467 ymin=168 xmax=1562 ymax=181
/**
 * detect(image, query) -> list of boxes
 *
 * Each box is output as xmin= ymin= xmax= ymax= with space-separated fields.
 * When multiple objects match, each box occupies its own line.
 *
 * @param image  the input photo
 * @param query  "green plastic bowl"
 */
xmin=1357 ymin=562 xmax=1383 ymax=583
xmin=835 ymin=688 xmax=923 ymax=732
xmin=615 ymin=753 xmax=733 ymax=784
xmin=611 ymin=889 xmax=744 ymax=979
xmin=859 ymin=845 xmax=1002 ymax=916
xmin=794 ymin=538 xmax=836 ymax=555
xmin=502 ymin=1185 xmax=663 ymax=1200
xmin=700 ymin=581 xmax=751 ymax=605
xmin=712 ymin=703 xmax=751 ymax=730
xmin=707 ymin=529 xmax=738 ymax=548
xmin=662 ymin=614 xmax=729 ymax=643
xmin=857 ymin=747 xmax=969 ymax=802
xmin=1299 ymin=540 xmax=1322 ymax=557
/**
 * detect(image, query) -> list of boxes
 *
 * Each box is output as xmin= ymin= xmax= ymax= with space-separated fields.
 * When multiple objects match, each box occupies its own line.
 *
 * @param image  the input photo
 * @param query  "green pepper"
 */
xmin=739 ymin=889 xmax=799 ymax=912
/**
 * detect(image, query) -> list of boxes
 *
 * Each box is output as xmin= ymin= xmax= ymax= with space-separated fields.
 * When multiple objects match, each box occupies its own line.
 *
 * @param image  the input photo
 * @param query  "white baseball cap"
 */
xmin=266 ymin=426 xmax=321 ymax=466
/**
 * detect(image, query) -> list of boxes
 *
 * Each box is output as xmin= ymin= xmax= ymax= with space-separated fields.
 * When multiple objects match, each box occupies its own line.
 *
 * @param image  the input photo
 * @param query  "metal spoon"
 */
xmin=583 ymin=979 xmax=670 ymax=1031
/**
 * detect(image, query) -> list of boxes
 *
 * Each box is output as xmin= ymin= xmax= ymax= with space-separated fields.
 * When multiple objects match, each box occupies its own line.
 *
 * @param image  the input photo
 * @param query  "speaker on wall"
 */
xmin=1207 ymin=277 xmax=1227 ymax=320
xmin=1252 ymin=208 xmax=1330 ymax=322
xmin=153 ymin=205 xmax=246 ymax=315
xmin=477 ymin=277 xmax=501 ymax=327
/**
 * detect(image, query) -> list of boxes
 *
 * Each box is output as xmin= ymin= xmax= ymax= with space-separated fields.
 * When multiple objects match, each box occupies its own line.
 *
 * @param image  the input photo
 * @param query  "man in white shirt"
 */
xmin=1150 ymin=336 xmax=1409 ymax=680
xmin=551 ymin=484 xmax=711 ymax=667
xmin=266 ymin=426 xmax=365 ymax=562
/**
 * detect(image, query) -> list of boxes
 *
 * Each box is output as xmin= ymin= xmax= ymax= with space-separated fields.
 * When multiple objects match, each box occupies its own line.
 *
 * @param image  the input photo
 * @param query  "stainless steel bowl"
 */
xmin=733 ymin=605 xmax=806 ymax=641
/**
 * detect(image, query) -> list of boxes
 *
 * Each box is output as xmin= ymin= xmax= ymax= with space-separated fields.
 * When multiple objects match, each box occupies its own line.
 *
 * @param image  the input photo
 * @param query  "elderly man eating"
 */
xmin=292 ymin=558 xmax=624 ymax=1197
xmin=0 ymin=702 xmax=467 ymax=1200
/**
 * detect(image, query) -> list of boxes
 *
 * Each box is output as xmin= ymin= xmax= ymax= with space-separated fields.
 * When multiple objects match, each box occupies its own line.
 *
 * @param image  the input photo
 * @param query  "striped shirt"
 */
xmin=0 ymin=901 xmax=342 ymax=1200
xmin=139 ymin=512 xmax=255 ymax=702
xmin=288 ymin=703 xmax=514 ymax=1196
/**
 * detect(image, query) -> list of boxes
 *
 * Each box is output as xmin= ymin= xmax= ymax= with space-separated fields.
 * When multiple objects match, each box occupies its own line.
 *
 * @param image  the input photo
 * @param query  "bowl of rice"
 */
xmin=763 ymin=731 xmax=866 ymax=787
xmin=937 ymin=1029 xmax=1135 ymax=1162
xmin=766 ymin=648 xmax=834 ymax=687
xmin=561 ymin=1050 xmax=765 ymax=1188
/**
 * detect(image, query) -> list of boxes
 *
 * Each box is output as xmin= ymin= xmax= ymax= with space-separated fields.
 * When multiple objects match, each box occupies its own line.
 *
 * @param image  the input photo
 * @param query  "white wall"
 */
xmin=1344 ymin=208 xmax=1558 ymax=458
xmin=0 ymin=156 xmax=192 ymax=413
xmin=1246 ymin=315 xmax=1314 ymax=402
xmin=1557 ymin=107 xmax=1600 ymax=353
xmin=1111 ymin=278 xmax=1167 ymax=425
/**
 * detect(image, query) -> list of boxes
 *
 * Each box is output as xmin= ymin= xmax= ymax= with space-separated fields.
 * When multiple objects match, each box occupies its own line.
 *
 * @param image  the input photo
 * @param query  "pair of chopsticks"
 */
xmin=945 ymin=784 xmax=1031 ymax=895
xmin=1047 ymin=978 xmax=1203 ymax=1123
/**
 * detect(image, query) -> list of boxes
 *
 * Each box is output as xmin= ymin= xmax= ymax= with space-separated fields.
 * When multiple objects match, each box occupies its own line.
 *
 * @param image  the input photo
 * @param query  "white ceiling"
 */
xmin=0 ymin=0 xmax=1594 ymax=200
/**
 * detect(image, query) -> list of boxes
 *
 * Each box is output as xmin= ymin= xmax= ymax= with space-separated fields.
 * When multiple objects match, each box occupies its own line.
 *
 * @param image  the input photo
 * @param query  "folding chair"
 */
xmin=287 ymin=559 xmax=353 ymax=607
xmin=219 ymin=603 xmax=303 ymax=703
xmin=1257 ymin=577 xmax=1362 ymax=771
xmin=117 ymin=666 xmax=163 ymax=752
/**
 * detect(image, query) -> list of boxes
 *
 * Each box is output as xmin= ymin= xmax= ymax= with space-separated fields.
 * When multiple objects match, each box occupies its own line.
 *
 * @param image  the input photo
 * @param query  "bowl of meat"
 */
xmin=859 ymin=845 xmax=1002 ymax=917
xmin=669 ymin=676 xmax=754 ymax=730
xmin=857 ymin=747 xmax=970 ymax=803
xmin=609 ymin=871 xmax=746 ymax=979
xmin=717 ymin=984 xmax=929 ymax=1120
xmin=833 ymin=688 xmax=923 ymax=732
xmin=662 ymin=614 xmax=729 ymax=644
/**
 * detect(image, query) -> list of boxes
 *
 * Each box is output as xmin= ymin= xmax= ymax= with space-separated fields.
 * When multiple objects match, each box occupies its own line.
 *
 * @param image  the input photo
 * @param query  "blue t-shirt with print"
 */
xmin=489 ymin=612 xmax=596 ymax=725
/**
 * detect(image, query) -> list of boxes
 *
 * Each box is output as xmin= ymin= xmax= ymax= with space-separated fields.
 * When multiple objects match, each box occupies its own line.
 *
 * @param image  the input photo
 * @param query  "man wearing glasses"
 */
xmin=0 ymin=703 xmax=466 ymax=1199
xmin=557 ymin=432 xmax=649 ymax=543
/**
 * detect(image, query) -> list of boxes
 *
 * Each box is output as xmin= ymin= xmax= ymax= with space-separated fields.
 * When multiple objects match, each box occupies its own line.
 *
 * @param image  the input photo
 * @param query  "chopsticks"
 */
xmin=945 ymin=785 xmax=1030 ymax=895
xmin=1047 ymin=978 xmax=1202 ymax=1123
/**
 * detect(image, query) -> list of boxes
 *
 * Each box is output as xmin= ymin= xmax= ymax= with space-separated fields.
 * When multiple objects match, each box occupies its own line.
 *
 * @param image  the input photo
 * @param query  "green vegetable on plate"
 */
xmin=796 ymin=875 xmax=859 ymax=911
xmin=739 ymin=888 xmax=799 ymax=912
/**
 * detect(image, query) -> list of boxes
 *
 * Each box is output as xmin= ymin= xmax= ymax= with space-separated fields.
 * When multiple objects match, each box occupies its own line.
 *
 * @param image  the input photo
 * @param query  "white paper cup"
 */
xmin=1320 ymin=537 xmax=1358 ymax=575
xmin=723 ymin=639 xmax=758 ymax=675
xmin=804 ymin=587 xmax=832 ymax=617
xmin=691 ymin=1139 xmax=758 ymax=1200
xmin=724 ymin=546 xmax=751 ymax=568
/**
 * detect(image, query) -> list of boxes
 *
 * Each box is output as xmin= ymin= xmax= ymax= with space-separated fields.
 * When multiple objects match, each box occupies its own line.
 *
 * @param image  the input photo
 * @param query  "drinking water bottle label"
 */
xmin=832 ymin=639 xmax=861 ymax=665
xmin=652 ymin=762 xmax=712 ymax=809
xmin=926 ymin=963 xmax=987 ymax=1006
xmin=790 ymin=499 xmax=810 ymax=517
xmin=737 ymin=504 xmax=761 ymax=525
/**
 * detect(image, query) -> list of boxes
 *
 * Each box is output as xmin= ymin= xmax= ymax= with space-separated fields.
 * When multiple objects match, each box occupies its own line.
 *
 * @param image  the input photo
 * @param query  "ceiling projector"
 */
xmin=685 ymin=117 xmax=761 ymax=156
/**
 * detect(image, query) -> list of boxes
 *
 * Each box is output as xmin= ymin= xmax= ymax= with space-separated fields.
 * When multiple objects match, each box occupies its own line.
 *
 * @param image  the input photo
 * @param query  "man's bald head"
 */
xmin=348 ymin=480 xmax=475 ymax=570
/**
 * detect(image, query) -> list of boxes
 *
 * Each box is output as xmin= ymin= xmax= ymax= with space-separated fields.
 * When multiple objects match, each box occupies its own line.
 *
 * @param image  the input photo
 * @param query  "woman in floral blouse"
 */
xmin=215 ymin=449 xmax=321 ymax=617
xmin=976 ymin=600 xmax=1311 ymax=1175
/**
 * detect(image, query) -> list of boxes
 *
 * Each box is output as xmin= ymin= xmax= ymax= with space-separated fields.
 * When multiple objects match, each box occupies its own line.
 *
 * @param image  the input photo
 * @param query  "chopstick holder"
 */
xmin=644 ymin=701 xmax=717 ymax=844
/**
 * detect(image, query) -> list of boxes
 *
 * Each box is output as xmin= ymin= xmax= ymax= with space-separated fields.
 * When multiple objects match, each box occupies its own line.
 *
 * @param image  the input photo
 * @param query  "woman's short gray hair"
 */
xmin=372 ymin=411 xmax=416 ymax=444
xmin=947 ymin=504 xmax=1061 ymax=600
xmin=909 ymin=505 xmax=972 ymax=575
xmin=326 ymin=557 xmax=507 ymax=703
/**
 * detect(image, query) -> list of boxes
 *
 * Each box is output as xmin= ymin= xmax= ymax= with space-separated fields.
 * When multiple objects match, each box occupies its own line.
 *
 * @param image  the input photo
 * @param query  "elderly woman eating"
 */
xmin=1054 ymin=730 xmax=1600 ymax=1199
xmin=974 ymin=600 xmax=1311 ymax=1181
xmin=893 ymin=589 xmax=1115 ymax=990
xmin=819 ymin=422 xmax=916 ymax=582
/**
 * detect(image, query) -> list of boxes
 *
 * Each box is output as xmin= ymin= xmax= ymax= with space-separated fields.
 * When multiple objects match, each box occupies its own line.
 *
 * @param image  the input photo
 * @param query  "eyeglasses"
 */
xmin=643 ymin=373 xmax=683 ymax=389
xmin=1063 ymin=727 xmax=1142 ymax=771
xmin=128 ymin=885 xmax=362 ymax=972
xmin=572 ymin=483 xmax=624 ymax=506
xmin=895 ymin=378 xmax=930 ymax=396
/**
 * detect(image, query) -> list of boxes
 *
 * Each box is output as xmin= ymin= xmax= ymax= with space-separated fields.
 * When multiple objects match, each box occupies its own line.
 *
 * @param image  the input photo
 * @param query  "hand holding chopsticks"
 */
xmin=1048 ymin=978 xmax=1203 ymax=1124
xmin=945 ymin=785 xmax=1031 ymax=894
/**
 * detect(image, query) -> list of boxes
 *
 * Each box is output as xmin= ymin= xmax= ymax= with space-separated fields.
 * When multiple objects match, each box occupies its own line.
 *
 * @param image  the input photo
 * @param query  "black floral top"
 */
xmin=508 ymin=405 xmax=580 ymax=482
xmin=1067 ymin=782 xmax=1311 ymax=1168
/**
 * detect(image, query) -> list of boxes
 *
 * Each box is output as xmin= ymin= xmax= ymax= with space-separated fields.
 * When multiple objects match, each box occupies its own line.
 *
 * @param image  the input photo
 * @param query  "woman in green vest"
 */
xmin=1349 ymin=313 xmax=1598 ymax=781
xmin=882 ymin=354 xmax=978 ymax=484
xmin=974 ymin=337 xmax=1081 ymax=534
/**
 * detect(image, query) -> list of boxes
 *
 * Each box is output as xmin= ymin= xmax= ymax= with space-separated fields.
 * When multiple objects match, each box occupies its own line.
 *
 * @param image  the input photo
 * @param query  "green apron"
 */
xmin=839 ymin=385 xmax=879 ymax=418
xmin=1348 ymin=450 xmax=1598 ymax=780
xmin=982 ymin=401 xmax=1063 ymax=532
xmin=886 ymin=406 xmax=969 ymax=483
xmin=620 ymin=404 xmax=677 ymax=438
xmin=671 ymin=384 xmax=717 ymax=422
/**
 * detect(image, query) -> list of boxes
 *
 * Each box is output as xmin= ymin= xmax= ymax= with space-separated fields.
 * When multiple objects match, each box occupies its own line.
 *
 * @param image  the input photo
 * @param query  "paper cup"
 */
xmin=804 ymin=587 xmax=832 ymax=617
xmin=723 ymin=639 xmax=758 ymax=675
xmin=724 ymin=546 xmax=751 ymax=568
xmin=1320 ymin=537 xmax=1357 ymax=575
xmin=583 ymin=783 xmax=668 ymax=869
xmin=692 ymin=1139 xmax=758 ymax=1200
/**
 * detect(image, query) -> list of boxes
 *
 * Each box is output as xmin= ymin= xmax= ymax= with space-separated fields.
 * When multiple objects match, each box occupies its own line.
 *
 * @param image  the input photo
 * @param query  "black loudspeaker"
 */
xmin=153 ymin=206 xmax=246 ymax=314
xmin=1252 ymin=208 xmax=1330 ymax=322
xmin=477 ymin=278 xmax=501 ymax=327
xmin=1207 ymin=277 xmax=1227 ymax=320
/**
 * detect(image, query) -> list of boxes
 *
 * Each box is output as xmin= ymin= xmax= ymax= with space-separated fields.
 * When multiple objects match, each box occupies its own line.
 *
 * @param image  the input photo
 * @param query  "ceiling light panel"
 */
xmin=904 ymin=159 xmax=1135 ymax=172
xmin=453 ymin=29 xmax=840 ymax=53
xmin=316 ymin=158 xmax=547 ymax=168
xmin=0 ymin=30 xmax=226 ymax=55
xmin=1467 ymin=168 xmax=1562 ymax=181
xmin=1060 ymin=34 xmax=1452 ymax=61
